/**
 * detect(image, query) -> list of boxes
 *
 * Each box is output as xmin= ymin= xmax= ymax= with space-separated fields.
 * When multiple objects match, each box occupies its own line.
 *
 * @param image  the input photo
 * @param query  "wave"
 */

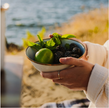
xmin=7 ymin=23 xmax=54 ymax=28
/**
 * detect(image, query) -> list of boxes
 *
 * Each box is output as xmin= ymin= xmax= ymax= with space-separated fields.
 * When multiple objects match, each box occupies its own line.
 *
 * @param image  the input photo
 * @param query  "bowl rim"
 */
xmin=26 ymin=38 xmax=86 ymax=66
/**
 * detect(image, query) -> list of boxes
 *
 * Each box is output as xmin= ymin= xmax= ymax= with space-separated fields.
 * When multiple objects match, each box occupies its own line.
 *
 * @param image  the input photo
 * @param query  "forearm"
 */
xmin=84 ymin=41 xmax=108 ymax=67
xmin=85 ymin=64 xmax=109 ymax=107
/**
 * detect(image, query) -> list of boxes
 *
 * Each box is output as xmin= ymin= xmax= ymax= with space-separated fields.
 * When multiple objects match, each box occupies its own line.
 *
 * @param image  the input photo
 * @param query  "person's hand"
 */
xmin=41 ymin=57 xmax=94 ymax=91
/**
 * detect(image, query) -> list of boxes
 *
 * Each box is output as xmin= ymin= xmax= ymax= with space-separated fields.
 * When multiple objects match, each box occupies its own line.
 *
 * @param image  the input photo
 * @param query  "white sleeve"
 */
xmin=85 ymin=64 xmax=109 ymax=107
xmin=83 ymin=40 xmax=109 ymax=107
xmin=84 ymin=41 xmax=108 ymax=67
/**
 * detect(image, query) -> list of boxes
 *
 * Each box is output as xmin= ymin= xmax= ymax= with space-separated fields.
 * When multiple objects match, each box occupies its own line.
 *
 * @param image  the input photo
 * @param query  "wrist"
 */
xmin=85 ymin=64 xmax=95 ymax=91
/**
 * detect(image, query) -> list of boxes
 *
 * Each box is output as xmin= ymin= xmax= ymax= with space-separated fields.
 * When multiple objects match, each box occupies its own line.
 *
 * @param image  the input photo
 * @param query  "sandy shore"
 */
xmin=6 ymin=8 xmax=108 ymax=108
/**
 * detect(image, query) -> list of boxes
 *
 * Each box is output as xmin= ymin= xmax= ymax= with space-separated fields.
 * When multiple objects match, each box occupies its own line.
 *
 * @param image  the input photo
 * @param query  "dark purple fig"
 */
xmin=55 ymin=46 xmax=66 ymax=53
xmin=64 ymin=51 xmax=72 ymax=57
xmin=71 ymin=54 xmax=80 ymax=58
xmin=54 ymin=51 xmax=64 ymax=63
xmin=70 ymin=43 xmax=77 ymax=50
xmin=72 ymin=47 xmax=81 ymax=54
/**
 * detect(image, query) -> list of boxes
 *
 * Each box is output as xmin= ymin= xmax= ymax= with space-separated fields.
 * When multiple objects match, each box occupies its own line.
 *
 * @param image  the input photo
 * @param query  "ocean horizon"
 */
xmin=2 ymin=0 xmax=108 ymax=45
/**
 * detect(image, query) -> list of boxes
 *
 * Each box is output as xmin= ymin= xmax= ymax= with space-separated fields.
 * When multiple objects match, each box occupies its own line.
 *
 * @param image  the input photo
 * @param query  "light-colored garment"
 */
xmin=40 ymin=41 xmax=109 ymax=108
xmin=84 ymin=40 xmax=109 ymax=108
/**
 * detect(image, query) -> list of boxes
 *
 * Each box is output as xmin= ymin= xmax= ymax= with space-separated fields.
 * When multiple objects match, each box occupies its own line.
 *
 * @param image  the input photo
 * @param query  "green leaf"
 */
xmin=61 ymin=34 xmax=76 ymax=39
xmin=37 ymin=27 xmax=46 ymax=47
xmin=52 ymin=33 xmax=61 ymax=38
xmin=37 ymin=35 xmax=43 ymax=42
xmin=22 ymin=38 xmax=28 ymax=48
xmin=26 ymin=31 xmax=35 ymax=39
xmin=28 ymin=41 xmax=42 ymax=51
xmin=65 ymin=43 xmax=70 ymax=50
xmin=52 ymin=33 xmax=62 ymax=46
xmin=37 ymin=35 xmax=44 ymax=47
xmin=45 ymin=39 xmax=55 ymax=48
xmin=52 ymin=36 xmax=61 ymax=46
xmin=46 ymin=46 xmax=56 ymax=50
xmin=37 ymin=27 xmax=46 ymax=39
xmin=28 ymin=41 xmax=36 ymax=46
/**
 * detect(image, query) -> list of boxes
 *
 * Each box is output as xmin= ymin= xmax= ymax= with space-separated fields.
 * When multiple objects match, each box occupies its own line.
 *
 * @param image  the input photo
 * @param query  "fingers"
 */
xmin=41 ymin=66 xmax=78 ymax=80
xmin=53 ymin=79 xmax=66 ymax=84
xmin=41 ymin=58 xmax=86 ymax=80
xmin=59 ymin=57 xmax=83 ymax=66
xmin=41 ymin=67 xmax=73 ymax=79
xmin=61 ymin=84 xmax=73 ymax=89
xmin=41 ymin=71 xmax=62 ymax=79
xmin=53 ymin=79 xmax=73 ymax=85
xmin=41 ymin=67 xmax=70 ymax=80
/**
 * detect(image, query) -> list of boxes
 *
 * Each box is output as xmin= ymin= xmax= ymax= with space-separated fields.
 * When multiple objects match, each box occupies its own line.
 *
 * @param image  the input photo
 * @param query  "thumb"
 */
xmin=59 ymin=57 xmax=83 ymax=66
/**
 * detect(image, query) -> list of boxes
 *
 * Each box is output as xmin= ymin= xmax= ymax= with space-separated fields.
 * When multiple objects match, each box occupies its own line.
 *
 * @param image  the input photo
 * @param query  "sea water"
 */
xmin=2 ymin=0 xmax=108 ymax=45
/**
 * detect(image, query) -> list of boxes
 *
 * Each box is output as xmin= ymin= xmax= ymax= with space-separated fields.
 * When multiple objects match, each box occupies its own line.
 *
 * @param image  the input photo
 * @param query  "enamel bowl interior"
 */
xmin=26 ymin=39 xmax=86 ymax=72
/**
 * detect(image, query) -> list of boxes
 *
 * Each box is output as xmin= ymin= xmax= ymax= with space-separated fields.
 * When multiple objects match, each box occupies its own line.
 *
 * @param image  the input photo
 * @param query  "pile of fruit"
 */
xmin=28 ymin=33 xmax=82 ymax=64
xmin=53 ymin=43 xmax=82 ymax=64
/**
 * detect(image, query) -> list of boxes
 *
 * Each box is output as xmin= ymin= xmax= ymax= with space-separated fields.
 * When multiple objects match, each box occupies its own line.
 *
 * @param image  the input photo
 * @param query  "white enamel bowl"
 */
xmin=26 ymin=38 xmax=86 ymax=72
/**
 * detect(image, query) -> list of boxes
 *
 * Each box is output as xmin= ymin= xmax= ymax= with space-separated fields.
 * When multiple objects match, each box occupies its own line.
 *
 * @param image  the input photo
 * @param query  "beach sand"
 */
xmin=6 ymin=8 xmax=108 ymax=108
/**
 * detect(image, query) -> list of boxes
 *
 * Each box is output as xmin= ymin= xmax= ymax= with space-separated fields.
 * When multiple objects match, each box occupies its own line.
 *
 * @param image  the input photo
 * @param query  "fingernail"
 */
xmin=59 ymin=57 xmax=67 ymax=63
xmin=40 ymin=72 xmax=43 ymax=76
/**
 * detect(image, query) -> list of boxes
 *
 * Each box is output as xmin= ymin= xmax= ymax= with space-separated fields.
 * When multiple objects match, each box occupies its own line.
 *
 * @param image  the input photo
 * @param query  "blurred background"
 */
xmin=1 ymin=0 xmax=108 ymax=108
xmin=2 ymin=0 xmax=108 ymax=45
